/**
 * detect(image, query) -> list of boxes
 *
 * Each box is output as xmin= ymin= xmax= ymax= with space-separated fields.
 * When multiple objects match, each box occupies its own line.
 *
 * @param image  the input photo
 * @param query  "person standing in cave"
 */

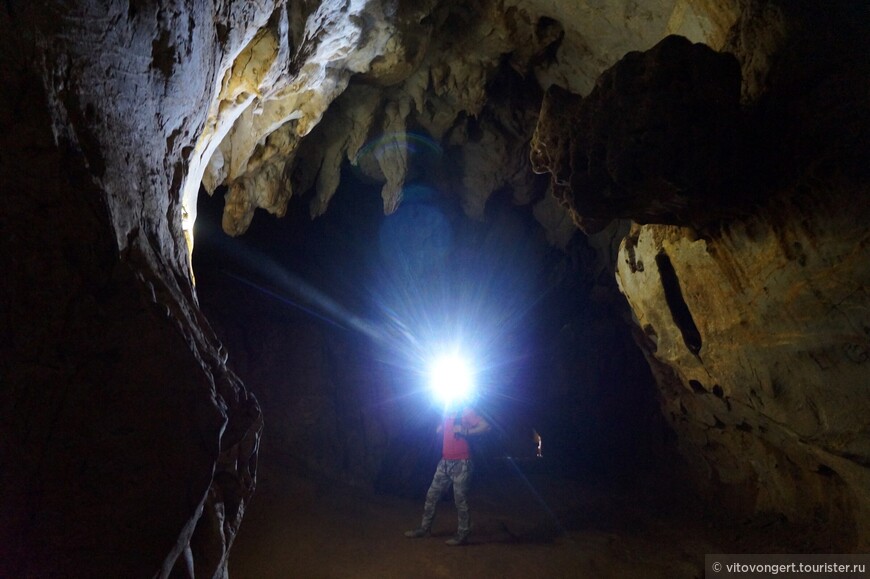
xmin=404 ymin=406 xmax=491 ymax=546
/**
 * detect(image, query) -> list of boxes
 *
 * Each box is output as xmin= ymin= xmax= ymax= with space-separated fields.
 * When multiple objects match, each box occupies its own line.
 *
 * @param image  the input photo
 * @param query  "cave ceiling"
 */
xmin=183 ymin=0 xmax=742 ymax=247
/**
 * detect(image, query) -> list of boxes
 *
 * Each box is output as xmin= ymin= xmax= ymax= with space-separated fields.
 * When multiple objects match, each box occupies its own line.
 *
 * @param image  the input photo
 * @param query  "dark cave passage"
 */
xmin=193 ymin=164 xmax=669 ymax=490
xmin=191 ymin=169 xmax=835 ymax=578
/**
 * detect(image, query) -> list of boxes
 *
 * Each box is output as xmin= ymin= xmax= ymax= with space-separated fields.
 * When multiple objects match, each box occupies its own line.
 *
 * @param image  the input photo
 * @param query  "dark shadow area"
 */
xmin=193 ymin=163 xmax=673 ymax=492
xmin=655 ymin=251 xmax=703 ymax=356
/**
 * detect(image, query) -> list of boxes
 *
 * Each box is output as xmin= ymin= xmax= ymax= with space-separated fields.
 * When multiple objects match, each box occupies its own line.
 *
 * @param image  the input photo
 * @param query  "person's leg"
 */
xmin=448 ymin=459 xmax=473 ymax=543
xmin=406 ymin=461 xmax=447 ymax=536
xmin=420 ymin=459 xmax=451 ymax=531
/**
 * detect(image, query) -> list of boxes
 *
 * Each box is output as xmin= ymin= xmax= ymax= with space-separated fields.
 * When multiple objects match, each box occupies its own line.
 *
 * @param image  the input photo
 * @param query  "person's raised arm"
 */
xmin=453 ymin=413 xmax=490 ymax=438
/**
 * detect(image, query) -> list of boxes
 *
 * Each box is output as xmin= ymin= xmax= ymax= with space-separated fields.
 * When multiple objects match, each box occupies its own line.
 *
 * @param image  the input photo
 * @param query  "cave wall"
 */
xmin=0 ymin=2 xmax=271 ymax=576
xmin=531 ymin=1 xmax=870 ymax=547
xmin=193 ymin=270 xmax=402 ymax=488
xmin=618 ymin=209 xmax=870 ymax=542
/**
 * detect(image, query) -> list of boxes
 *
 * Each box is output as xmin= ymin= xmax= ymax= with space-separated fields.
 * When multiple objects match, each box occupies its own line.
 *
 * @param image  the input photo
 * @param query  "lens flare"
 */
xmin=351 ymin=132 xmax=443 ymax=185
xmin=354 ymin=132 xmax=443 ymax=166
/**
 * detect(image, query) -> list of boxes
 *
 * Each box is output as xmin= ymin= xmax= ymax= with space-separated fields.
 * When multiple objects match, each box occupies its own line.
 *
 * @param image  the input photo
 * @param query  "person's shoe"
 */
xmin=445 ymin=534 xmax=468 ymax=546
xmin=404 ymin=528 xmax=430 ymax=538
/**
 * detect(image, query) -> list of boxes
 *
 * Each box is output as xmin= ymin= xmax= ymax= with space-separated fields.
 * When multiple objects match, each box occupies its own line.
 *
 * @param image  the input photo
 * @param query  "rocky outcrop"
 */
xmin=531 ymin=35 xmax=747 ymax=229
xmin=617 ymin=199 xmax=870 ymax=543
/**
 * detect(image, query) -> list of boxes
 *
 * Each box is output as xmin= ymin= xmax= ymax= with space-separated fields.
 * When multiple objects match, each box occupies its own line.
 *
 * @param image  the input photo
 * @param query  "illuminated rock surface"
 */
xmin=190 ymin=0 xmax=742 ymax=238
xmin=532 ymin=2 xmax=870 ymax=546
xmin=1 ymin=0 xmax=868 ymax=576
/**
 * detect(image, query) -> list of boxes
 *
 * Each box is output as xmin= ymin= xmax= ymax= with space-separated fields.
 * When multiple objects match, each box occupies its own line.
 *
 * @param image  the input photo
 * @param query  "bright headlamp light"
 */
xmin=428 ymin=353 xmax=474 ymax=406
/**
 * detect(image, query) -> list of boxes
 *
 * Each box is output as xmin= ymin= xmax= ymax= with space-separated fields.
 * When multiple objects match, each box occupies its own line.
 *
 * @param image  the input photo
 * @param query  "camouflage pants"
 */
xmin=420 ymin=458 xmax=474 ymax=538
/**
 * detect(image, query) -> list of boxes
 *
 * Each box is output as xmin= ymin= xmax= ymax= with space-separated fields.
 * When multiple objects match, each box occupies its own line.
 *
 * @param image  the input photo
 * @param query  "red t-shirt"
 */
xmin=441 ymin=408 xmax=482 ymax=460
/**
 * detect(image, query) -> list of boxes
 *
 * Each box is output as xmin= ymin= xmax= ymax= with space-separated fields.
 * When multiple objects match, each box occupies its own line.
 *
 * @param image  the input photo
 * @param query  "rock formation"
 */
xmin=532 ymin=35 xmax=747 ymax=230
xmin=531 ymin=1 xmax=870 ymax=547
xmin=2 ymin=0 xmax=868 ymax=576
xmin=0 ymin=2 xmax=269 ymax=576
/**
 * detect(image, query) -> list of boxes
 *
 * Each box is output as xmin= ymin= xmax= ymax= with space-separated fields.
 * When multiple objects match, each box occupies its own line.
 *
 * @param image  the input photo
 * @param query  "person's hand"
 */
xmin=453 ymin=424 xmax=467 ymax=438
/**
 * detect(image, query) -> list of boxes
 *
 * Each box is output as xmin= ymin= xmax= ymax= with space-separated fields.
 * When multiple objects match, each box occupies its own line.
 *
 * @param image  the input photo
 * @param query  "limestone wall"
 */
xmin=0 ymin=2 xmax=272 ymax=575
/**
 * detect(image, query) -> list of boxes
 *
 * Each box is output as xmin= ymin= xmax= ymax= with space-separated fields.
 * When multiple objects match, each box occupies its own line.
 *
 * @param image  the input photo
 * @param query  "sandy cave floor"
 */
xmin=226 ymin=460 xmax=827 ymax=579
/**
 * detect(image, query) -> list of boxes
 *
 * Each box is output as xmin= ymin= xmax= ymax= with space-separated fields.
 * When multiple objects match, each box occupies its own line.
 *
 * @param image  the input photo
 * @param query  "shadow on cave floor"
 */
xmin=227 ymin=460 xmax=824 ymax=579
